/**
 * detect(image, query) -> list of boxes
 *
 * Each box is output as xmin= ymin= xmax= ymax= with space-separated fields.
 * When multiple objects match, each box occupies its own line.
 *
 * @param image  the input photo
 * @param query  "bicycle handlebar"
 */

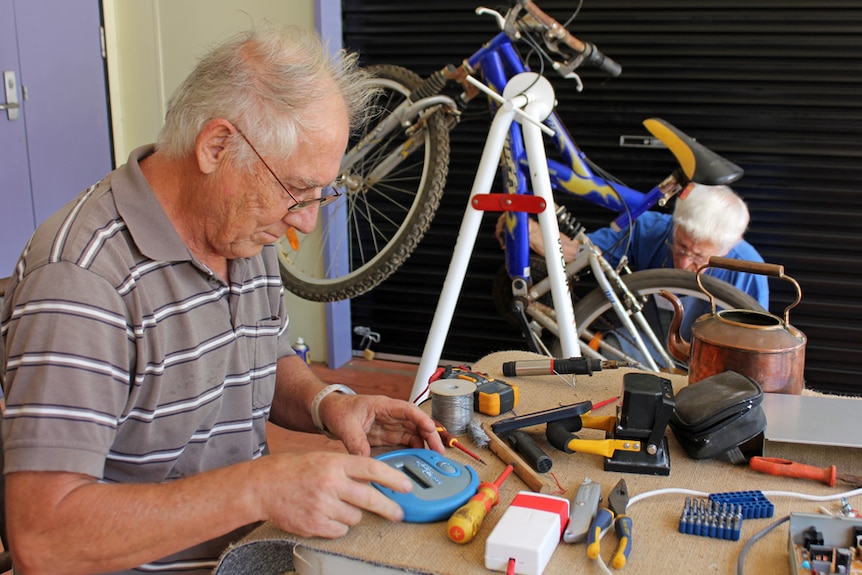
xmin=578 ymin=42 xmax=623 ymax=77
xmin=519 ymin=0 xmax=622 ymax=77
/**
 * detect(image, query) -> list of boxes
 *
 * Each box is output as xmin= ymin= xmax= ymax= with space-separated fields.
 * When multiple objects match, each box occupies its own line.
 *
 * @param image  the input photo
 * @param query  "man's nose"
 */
xmin=283 ymin=204 xmax=320 ymax=235
xmin=677 ymin=256 xmax=701 ymax=272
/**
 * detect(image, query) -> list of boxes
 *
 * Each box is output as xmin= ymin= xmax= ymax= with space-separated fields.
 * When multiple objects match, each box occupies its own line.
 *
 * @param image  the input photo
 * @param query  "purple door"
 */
xmin=0 ymin=0 xmax=112 ymax=276
xmin=1 ymin=0 xmax=34 ymax=275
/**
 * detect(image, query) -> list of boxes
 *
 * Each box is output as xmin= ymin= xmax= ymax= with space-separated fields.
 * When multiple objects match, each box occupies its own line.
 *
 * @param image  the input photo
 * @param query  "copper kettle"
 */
xmin=660 ymin=257 xmax=807 ymax=394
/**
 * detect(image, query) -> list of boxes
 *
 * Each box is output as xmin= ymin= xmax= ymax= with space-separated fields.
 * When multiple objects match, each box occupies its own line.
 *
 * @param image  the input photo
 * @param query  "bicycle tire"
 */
xmin=569 ymin=268 xmax=765 ymax=368
xmin=277 ymin=65 xmax=450 ymax=301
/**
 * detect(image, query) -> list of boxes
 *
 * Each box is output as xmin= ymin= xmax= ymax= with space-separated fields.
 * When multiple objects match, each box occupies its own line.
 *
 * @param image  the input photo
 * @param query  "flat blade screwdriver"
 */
xmin=435 ymin=420 xmax=486 ymax=464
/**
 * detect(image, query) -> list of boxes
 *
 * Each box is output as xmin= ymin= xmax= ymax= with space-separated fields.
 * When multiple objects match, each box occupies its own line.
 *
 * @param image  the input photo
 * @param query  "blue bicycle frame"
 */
xmin=467 ymin=32 xmax=665 ymax=284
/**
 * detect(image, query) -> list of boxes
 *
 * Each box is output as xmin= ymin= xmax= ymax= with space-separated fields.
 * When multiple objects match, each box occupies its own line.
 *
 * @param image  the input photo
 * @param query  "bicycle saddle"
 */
xmin=643 ymin=117 xmax=743 ymax=186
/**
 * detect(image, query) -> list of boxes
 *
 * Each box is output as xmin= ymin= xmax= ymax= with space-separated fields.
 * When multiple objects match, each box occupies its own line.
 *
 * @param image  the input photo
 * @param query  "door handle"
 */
xmin=3 ymin=70 xmax=20 ymax=120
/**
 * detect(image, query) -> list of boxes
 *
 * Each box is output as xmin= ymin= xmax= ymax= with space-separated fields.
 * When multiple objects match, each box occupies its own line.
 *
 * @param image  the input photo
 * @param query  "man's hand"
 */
xmin=255 ymin=450 xmax=416 ymax=538
xmin=494 ymin=213 xmax=509 ymax=249
xmin=495 ymin=213 xmax=580 ymax=263
xmin=5 ymin=450 xmax=422 ymax=572
xmin=318 ymin=393 xmax=445 ymax=456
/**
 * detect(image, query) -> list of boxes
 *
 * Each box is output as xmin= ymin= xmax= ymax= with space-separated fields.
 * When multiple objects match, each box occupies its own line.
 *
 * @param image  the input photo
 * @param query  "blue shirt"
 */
xmin=588 ymin=211 xmax=770 ymax=310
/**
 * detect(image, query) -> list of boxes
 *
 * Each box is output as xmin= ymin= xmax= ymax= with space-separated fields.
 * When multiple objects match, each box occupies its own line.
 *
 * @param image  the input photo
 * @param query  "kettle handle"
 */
xmin=696 ymin=256 xmax=803 ymax=325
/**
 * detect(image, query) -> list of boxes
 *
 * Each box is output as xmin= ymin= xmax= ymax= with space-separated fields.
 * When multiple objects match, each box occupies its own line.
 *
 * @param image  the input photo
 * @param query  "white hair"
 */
xmin=156 ymin=23 xmax=376 ymax=165
xmin=672 ymin=184 xmax=750 ymax=253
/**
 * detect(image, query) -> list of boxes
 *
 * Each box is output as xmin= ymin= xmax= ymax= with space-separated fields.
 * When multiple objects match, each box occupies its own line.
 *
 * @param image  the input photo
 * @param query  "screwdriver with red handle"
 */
xmin=749 ymin=456 xmax=862 ymax=487
xmin=434 ymin=420 xmax=485 ymax=464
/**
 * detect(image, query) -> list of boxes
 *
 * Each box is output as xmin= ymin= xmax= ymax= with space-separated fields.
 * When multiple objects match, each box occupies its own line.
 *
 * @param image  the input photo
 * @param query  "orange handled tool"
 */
xmin=447 ymin=464 xmax=514 ymax=544
xmin=749 ymin=456 xmax=862 ymax=487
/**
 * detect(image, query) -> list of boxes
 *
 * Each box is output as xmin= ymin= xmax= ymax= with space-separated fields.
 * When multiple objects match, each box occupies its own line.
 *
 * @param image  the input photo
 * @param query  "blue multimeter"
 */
xmin=373 ymin=448 xmax=480 ymax=523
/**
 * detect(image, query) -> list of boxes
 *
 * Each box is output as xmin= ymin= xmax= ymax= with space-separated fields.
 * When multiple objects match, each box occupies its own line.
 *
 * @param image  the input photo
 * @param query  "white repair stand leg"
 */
xmin=410 ymin=73 xmax=579 ymax=403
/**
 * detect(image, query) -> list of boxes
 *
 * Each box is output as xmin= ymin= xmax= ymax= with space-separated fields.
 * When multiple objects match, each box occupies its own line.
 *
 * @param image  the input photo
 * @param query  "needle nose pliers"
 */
xmin=586 ymin=479 xmax=633 ymax=569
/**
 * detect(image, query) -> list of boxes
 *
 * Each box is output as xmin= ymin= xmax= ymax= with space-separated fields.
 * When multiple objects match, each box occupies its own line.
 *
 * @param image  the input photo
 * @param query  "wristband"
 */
xmin=311 ymin=384 xmax=356 ymax=435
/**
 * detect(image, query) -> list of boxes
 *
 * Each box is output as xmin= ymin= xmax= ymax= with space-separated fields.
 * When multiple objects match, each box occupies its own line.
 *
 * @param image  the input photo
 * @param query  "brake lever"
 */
xmin=475 ymin=7 xmax=507 ymax=31
xmin=552 ymin=64 xmax=584 ymax=89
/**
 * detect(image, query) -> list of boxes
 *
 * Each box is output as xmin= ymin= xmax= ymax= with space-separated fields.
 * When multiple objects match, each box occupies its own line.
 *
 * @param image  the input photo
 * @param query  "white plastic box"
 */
xmin=485 ymin=491 xmax=570 ymax=575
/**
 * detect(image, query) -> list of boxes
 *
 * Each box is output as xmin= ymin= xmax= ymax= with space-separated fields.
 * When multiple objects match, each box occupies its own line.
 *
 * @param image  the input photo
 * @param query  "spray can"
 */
xmin=292 ymin=337 xmax=310 ymax=365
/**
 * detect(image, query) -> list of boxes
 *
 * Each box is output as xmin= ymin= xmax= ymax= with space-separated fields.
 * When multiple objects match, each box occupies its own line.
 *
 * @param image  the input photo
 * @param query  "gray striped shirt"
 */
xmin=1 ymin=145 xmax=294 ymax=573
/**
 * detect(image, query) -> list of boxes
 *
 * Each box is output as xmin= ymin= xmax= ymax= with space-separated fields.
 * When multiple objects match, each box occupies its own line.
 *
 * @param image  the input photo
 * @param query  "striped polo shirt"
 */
xmin=1 ymin=145 xmax=295 ymax=573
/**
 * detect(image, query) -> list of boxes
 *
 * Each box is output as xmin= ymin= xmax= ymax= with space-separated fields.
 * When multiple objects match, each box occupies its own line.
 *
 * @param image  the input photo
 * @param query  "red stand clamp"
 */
xmin=471 ymin=193 xmax=547 ymax=214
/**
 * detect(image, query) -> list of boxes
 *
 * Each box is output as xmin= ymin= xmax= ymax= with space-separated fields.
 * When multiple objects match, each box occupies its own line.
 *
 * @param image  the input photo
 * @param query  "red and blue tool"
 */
xmin=586 ymin=479 xmax=633 ymax=569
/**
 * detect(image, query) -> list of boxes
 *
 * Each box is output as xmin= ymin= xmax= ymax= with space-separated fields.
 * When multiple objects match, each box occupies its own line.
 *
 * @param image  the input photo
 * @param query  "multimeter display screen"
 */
xmin=398 ymin=463 xmax=434 ymax=489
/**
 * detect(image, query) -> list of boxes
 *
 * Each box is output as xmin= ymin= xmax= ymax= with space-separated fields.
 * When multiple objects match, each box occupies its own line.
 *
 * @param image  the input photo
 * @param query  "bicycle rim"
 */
xmin=569 ymin=269 xmax=764 ymax=370
xmin=277 ymin=64 xmax=450 ymax=302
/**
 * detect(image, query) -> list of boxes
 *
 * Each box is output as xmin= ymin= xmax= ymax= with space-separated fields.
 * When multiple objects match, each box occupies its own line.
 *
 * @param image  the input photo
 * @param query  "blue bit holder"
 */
xmin=709 ymin=490 xmax=775 ymax=519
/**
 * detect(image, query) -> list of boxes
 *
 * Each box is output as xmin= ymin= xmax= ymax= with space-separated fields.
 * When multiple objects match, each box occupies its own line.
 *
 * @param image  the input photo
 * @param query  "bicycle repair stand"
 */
xmin=410 ymin=72 xmax=580 ymax=403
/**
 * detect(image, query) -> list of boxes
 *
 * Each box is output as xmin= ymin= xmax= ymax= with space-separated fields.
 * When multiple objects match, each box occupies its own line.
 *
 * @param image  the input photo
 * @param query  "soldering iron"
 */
xmin=501 ymin=357 xmax=631 ymax=377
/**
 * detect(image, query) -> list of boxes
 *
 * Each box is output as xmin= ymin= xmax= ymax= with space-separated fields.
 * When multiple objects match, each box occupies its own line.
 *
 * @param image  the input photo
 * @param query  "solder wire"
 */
xmin=430 ymin=379 xmax=476 ymax=435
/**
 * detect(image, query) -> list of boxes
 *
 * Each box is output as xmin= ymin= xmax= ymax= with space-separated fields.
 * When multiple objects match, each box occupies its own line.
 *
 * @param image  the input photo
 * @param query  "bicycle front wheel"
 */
xmin=277 ymin=64 xmax=451 ymax=302
xmin=571 ymin=269 xmax=765 ymax=369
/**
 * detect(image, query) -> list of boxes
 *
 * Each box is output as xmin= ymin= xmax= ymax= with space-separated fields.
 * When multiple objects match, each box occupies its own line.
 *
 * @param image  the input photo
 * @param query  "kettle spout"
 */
xmin=659 ymin=290 xmax=690 ymax=364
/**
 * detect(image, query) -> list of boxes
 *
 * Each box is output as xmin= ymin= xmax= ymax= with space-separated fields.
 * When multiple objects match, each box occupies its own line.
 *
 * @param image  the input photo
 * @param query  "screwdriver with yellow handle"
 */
xmin=447 ymin=464 xmax=514 ymax=544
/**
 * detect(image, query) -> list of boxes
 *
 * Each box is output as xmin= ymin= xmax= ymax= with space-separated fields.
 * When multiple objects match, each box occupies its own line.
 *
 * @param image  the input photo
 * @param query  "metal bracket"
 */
xmin=2 ymin=71 xmax=20 ymax=120
xmin=619 ymin=135 xmax=665 ymax=149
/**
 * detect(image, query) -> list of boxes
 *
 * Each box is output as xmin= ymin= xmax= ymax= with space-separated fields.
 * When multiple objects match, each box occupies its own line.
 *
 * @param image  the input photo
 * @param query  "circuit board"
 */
xmin=792 ymin=542 xmax=861 ymax=574
xmin=789 ymin=513 xmax=862 ymax=575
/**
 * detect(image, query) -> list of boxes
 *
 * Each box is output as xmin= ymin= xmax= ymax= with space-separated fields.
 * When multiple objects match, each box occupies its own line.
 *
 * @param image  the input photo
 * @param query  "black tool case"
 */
xmin=669 ymin=371 xmax=766 ymax=460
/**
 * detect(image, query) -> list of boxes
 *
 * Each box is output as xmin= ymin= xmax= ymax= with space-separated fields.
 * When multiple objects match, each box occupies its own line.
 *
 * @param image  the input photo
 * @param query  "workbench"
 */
xmin=215 ymin=350 xmax=862 ymax=575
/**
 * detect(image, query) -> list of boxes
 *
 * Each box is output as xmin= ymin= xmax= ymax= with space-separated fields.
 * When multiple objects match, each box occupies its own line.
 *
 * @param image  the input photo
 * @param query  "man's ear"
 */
xmin=195 ymin=119 xmax=235 ymax=175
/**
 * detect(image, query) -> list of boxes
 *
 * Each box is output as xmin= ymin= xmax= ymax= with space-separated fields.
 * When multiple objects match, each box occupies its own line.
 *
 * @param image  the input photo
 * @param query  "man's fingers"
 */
xmin=495 ymin=213 xmax=508 ymax=247
xmin=338 ymin=458 xmax=410 ymax=522
xmin=349 ymin=457 xmax=412 ymax=493
xmin=342 ymin=481 xmax=405 ymax=523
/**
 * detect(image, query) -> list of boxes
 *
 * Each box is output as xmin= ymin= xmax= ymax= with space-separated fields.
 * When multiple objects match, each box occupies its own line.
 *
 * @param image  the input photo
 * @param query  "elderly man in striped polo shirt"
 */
xmin=0 ymin=24 xmax=444 ymax=575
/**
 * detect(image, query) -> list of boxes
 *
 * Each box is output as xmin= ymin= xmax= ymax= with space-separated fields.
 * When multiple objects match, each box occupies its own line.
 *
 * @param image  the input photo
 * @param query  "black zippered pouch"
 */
xmin=669 ymin=370 xmax=766 ymax=460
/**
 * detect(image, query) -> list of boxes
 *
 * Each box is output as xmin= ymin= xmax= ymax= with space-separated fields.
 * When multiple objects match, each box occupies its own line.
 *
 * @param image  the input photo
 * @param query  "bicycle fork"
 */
xmin=587 ymin=250 xmax=664 ymax=371
xmin=518 ymin=230 xmax=678 ymax=371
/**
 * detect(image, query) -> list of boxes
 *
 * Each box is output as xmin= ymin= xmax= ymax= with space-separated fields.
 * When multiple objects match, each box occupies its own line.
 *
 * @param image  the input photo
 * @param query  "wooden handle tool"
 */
xmin=482 ymin=422 xmax=556 ymax=494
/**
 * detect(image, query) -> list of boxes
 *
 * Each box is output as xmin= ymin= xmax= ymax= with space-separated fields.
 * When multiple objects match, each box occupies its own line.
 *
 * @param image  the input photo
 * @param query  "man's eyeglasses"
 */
xmin=664 ymin=239 xmax=711 ymax=265
xmin=236 ymin=130 xmax=341 ymax=213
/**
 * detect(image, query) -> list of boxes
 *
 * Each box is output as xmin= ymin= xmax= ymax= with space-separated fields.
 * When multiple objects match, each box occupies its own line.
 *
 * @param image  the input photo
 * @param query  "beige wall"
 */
xmin=101 ymin=0 xmax=328 ymax=361
xmin=103 ymin=0 xmax=315 ymax=161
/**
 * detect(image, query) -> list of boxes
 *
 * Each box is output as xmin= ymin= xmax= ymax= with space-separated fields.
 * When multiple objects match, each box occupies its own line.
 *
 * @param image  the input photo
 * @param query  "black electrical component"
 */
xmin=803 ymin=526 xmax=824 ymax=550
xmin=505 ymin=430 xmax=553 ymax=473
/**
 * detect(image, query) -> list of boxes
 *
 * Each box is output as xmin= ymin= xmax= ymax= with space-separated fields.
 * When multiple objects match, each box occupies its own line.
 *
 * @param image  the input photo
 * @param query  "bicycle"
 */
xmin=275 ymin=0 xmax=764 ymax=400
